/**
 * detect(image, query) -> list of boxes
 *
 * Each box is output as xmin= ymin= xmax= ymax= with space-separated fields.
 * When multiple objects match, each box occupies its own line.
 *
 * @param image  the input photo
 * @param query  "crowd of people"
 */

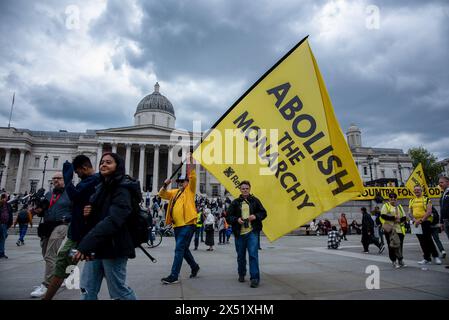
xmin=1 ymin=151 xmax=448 ymax=298
xmin=320 ymin=178 xmax=449 ymax=272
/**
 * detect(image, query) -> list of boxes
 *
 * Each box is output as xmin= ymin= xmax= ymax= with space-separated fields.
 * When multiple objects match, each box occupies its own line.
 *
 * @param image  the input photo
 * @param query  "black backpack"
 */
xmin=126 ymin=178 xmax=156 ymax=262
xmin=17 ymin=210 xmax=28 ymax=224
xmin=431 ymin=207 xmax=440 ymax=225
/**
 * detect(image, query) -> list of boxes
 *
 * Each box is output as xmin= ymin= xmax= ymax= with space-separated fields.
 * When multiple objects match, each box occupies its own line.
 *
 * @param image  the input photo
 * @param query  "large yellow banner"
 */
xmin=405 ymin=163 xmax=429 ymax=196
xmin=353 ymin=187 xmax=441 ymax=200
xmin=193 ymin=37 xmax=364 ymax=241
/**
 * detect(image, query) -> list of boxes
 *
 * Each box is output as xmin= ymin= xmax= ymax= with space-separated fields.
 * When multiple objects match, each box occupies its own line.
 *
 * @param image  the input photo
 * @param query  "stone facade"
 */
xmin=0 ymin=87 xmax=415 ymax=208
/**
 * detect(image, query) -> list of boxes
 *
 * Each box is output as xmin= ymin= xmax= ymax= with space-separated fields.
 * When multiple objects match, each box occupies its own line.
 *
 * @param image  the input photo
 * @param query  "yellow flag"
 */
xmin=193 ymin=36 xmax=364 ymax=241
xmin=405 ymin=163 xmax=429 ymax=196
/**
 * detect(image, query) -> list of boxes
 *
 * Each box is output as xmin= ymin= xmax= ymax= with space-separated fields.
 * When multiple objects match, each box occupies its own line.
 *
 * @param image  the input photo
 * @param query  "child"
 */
xmin=14 ymin=204 xmax=33 ymax=246
xmin=327 ymin=226 xmax=341 ymax=250
xmin=225 ymin=225 xmax=232 ymax=244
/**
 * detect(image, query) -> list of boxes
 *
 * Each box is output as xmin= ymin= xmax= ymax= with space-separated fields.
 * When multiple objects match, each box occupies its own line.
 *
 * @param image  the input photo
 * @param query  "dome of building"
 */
xmin=134 ymin=82 xmax=176 ymax=128
xmin=347 ymin=123 xmax=361 ymax=133
xmin=346 ymin=123 xmax=362 ymax=148
xmin=135 ymin=82 xmax=175 ymax=116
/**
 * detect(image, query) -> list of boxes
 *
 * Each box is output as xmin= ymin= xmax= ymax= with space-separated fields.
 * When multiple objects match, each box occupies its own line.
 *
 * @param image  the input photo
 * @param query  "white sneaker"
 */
xmin=418 ymin=259 xmax=431 ymax=265
xmin=30 ymin=284 xmax=47 ymax=298
xmin=433 ymin=257 xmax=442 ymax=265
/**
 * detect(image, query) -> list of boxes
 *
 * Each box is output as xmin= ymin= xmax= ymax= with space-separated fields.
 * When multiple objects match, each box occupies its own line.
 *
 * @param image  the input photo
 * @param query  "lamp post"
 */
xmin=398 ymin=163 xmax=403 ymax=186
xmin=41 ymin=154 xmax=49 ymax=189
xmin=367 ymin=155 xmax=374 ymax=183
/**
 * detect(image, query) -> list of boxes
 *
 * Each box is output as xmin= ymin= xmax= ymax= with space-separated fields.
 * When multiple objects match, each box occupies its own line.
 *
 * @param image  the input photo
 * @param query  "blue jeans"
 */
xmin=0 ymin=224 xmax=8 ymax=256
xmin=170 ymin=224 xmax=198 ymax=279
xmin=234 ymin=230 xmax=260 ymax=280
xmin=80 ymin=258 xmax=137 ymax=300
xmin=18 ymin=224 xmax=28 ymax=242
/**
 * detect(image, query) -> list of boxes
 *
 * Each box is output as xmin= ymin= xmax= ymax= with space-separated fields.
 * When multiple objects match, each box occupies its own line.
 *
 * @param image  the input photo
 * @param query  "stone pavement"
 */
xmin=0 ymin=233 xmax=448 ymax=300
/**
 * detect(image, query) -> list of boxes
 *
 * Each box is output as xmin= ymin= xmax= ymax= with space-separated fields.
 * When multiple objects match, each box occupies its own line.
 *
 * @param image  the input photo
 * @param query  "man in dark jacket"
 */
xmin=0 ymin=193 xmax=13 ymax=259
xmin=43 ymin=155 xmax=100 ymax=300
xmin=226 ymin=180 xmax=266 ymax=288
xmin=31 ymin=172 xmax=73 ymax=298
xmin=439 ymin=176 xmax=449 ymax=269
xmin=361 ymin=207 xmax=384 ymax=254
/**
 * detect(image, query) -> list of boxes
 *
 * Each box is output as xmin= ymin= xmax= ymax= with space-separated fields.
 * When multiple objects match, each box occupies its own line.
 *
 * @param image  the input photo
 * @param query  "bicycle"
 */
xmin=146 ymin=224 xmax=174 ymax=248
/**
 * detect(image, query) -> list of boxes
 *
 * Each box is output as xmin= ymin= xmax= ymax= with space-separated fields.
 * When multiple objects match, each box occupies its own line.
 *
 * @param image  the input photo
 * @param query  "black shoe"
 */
xmin=250 ymin=279 xmax=259 ymax=288
xmin=190 ymin=265 xmax=200 ymax=278
xmin=0 ymin=255 xmax=8 ymax=259
xmin=193 ymin=247 xmax=198 ymax=251
xmin=161 ymin=276 xmax=179 ymax=284
xmin=238 ymin=275 xmax=245 ymax=282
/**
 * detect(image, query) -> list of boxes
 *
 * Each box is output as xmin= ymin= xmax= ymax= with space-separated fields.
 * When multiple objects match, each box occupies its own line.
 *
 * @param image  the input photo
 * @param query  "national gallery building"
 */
xmin=0 ymin=83 xmax=413 ymax=197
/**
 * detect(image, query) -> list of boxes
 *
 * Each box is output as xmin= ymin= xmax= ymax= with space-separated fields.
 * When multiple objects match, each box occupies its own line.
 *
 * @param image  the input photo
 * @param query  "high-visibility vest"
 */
xmin=196 ymin=212 xmax=203 ymax=227
xmin=381 ymin=202 xmax=406 ymax=235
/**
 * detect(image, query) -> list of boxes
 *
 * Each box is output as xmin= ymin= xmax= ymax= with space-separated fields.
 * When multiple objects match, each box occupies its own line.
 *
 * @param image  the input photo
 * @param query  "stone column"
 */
xmin=111 ymin=143 xmax=117 ymax=154
xmin=96 ymin=143 xmax=103 ymax=169
xmin=125 ymin=144 xmax=131 ymax=175
xmin=166 ymin=146 xmax=173 ymax=188
xmin=138 ymin=144 xmax=146 ymax=191
xmin=181 ymin=147 xmax=187 ymax=176
xmin=152 ymin=144 xmax=159 ymax=194
xmin=14 ymin=149 xmax=26 ymax=193
xmin=196 ymin=163 xmax=200 ymax=194
xmin=0 ymin=148 xmax=11 ymax=190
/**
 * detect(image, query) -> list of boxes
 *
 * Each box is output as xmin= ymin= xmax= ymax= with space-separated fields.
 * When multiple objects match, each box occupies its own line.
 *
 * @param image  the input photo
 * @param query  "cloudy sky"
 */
xmin=0 ymin=0 xmax=448 ymax=158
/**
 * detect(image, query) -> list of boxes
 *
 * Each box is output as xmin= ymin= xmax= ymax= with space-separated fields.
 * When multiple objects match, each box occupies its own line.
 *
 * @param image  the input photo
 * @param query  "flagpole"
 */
xmin=7 ymin=92 xmax=15 ymax=128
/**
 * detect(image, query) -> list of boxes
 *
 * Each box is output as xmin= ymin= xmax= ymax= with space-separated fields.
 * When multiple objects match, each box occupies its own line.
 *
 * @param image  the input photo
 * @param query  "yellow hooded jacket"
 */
xmin=159 ymin=169 xmax=197 ymax=227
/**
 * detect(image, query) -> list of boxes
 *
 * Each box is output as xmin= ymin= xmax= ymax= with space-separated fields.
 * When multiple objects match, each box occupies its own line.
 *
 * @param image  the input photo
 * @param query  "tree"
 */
xmin=408 ymin=147 xmax=443 ymax=186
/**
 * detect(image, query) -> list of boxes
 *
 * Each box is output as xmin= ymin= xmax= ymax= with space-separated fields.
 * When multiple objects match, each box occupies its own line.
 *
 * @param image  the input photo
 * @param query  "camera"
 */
xmin=243 ymin=219 xmax=250 ymax=228
xmin=30 ymin=188 xmax=49 ymax=215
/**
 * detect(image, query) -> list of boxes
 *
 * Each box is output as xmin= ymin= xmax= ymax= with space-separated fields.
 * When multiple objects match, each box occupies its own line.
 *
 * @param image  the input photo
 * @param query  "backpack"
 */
xmin=431 ymin=207 xmax=439 ymax=225
xmin=126 ymin=180 xmax=157 ymax=263
xmin=17 ymin=210 xmax=28 ymax=224
xmin=127 ymin=184 xmax=149 ymax=248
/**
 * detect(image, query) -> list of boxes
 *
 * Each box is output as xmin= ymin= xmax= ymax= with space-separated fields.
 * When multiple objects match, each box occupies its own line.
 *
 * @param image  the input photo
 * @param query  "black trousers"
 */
xmin=416 ymin=221 xmax=438 ymax=261
xmin=361 ymin=233 xmax=382 ymax=252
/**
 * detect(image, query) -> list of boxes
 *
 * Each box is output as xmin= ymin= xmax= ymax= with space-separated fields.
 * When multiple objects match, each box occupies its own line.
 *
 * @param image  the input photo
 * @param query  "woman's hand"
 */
xmin=83 ymin=205 xmax=92 ymax=217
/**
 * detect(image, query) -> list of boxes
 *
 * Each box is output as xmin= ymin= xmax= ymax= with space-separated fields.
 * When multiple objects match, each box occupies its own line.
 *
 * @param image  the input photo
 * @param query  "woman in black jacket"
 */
xmin=73 ymin=152 xmax=138 ymax=300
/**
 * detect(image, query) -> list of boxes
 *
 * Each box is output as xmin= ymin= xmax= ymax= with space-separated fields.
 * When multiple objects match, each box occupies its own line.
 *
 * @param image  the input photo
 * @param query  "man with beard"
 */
xmin=30 ymin=172 xmax=73 ymax=298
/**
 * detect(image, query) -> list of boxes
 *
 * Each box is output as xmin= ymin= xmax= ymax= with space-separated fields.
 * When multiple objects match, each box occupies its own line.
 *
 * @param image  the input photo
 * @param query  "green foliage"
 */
xmin=408 ymin=147 xmax=443 ymax=186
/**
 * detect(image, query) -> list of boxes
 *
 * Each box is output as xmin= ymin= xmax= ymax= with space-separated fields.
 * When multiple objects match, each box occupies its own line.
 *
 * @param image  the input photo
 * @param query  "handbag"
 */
xmin=389 ymin=229 xmax=401 ymax=249
xmin=382 ymin=223 xmax=393 ymax=233
xmin=37 ymin=220 xmax=60 ymax=238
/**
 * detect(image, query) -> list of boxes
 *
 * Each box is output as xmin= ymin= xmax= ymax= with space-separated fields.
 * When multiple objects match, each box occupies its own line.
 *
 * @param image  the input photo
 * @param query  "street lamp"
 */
xmin=367 ymin=155 xmax=374 ymax=183
xmin=398 ymin=163 xmax=403 ymax=186
xmin=41 ymin=154 xmax=49 ymax=189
